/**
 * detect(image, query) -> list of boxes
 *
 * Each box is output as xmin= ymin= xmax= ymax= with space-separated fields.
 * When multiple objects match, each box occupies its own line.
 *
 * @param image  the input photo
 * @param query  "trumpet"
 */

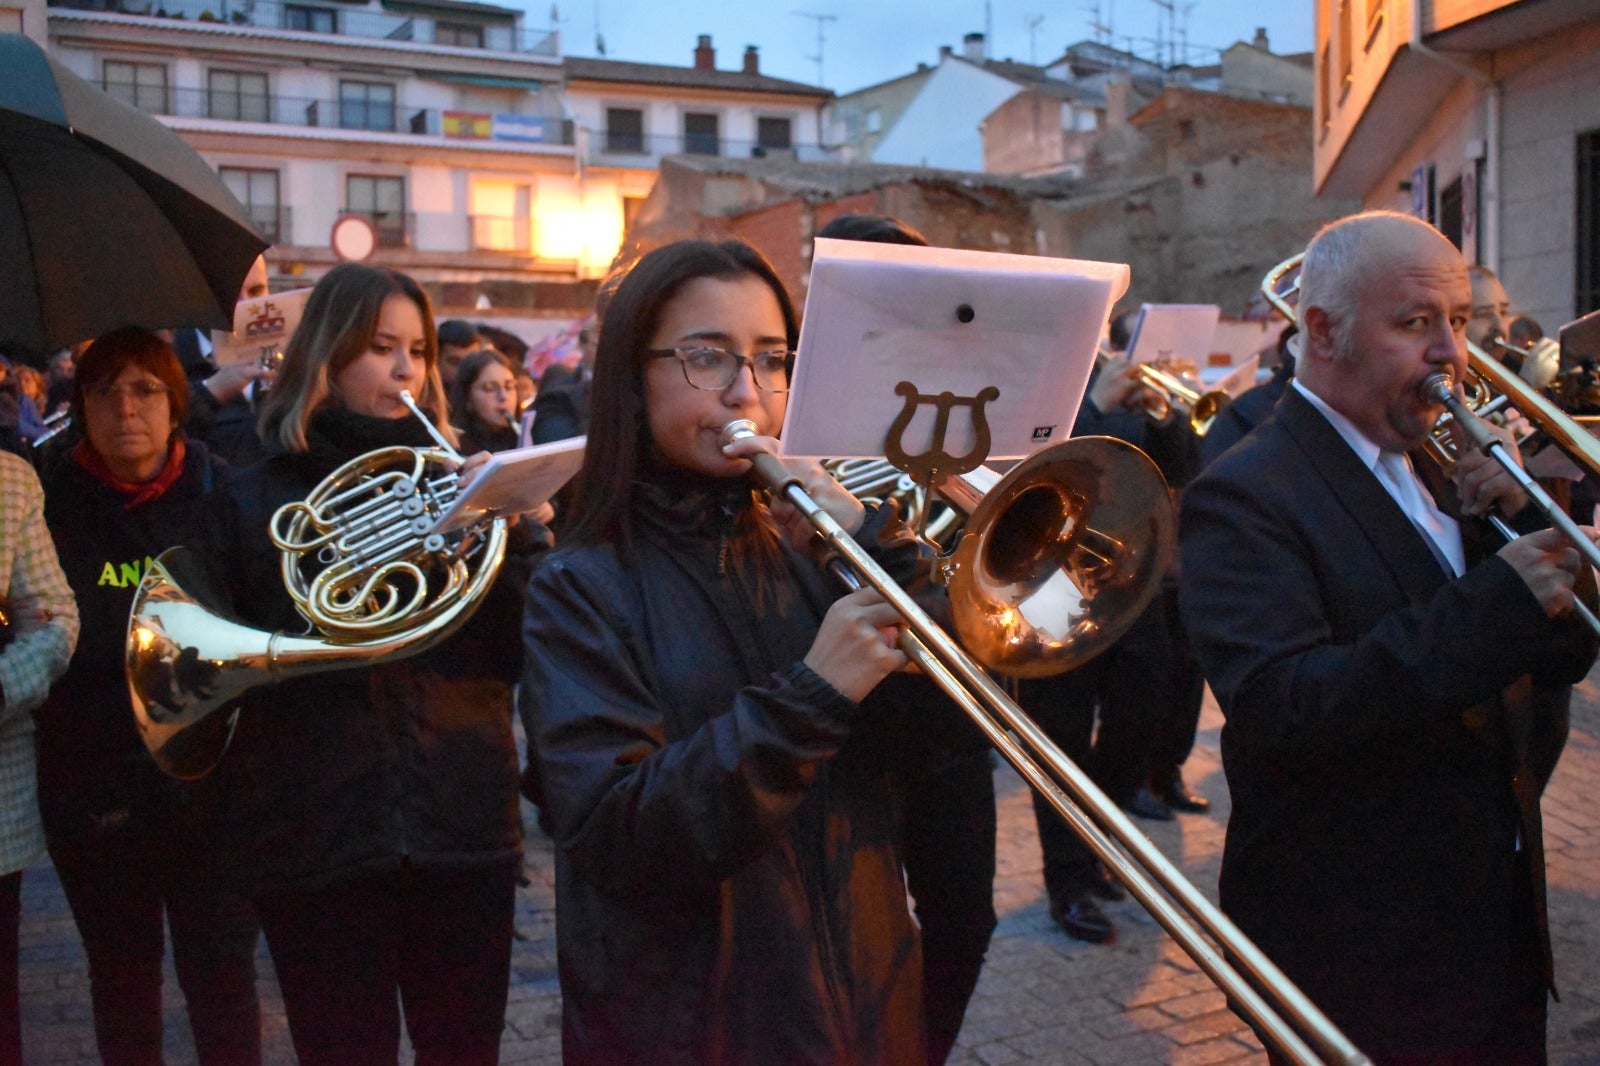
xmin=1098 ymin=352 xmax=1230 ymax=436
xmin=723 ymin=420 xmax=1368 ymax=1065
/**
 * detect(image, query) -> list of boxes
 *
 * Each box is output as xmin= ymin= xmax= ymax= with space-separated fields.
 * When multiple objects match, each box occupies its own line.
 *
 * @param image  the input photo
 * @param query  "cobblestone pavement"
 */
xmin=19 ymin=675 xmax=1600 ymax=1064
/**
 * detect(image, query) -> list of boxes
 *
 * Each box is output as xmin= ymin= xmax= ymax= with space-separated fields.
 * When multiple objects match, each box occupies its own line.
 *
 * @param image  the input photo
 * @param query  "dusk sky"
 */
xmin=524 ymin=1 xmax=1316 ymax=95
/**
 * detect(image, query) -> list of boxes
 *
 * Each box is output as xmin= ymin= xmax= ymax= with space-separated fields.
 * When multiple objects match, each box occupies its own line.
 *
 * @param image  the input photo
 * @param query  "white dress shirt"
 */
xmin=1293 ymin=379 xmax=1466 ymax=577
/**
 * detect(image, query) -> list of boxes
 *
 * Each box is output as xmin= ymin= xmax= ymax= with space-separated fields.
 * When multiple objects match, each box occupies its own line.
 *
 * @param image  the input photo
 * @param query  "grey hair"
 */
xmin=1298 ymin=210 xmax=1433 ymax=361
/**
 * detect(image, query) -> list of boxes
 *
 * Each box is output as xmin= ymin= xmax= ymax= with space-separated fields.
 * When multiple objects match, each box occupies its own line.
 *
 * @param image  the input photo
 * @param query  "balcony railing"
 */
xmin=341 ymin=209 xmax=413 ymax=249
xmin=242 ymin=204 xmax=291 ymax=243
xmin=587 ymin=130 xmax=840 ymax=164
xmin=101 ymin=84 xmax=573 ymax=145
xmin=52 ymin=0 xmax=560 ymax=57
xmin=470 ymin=214 xmax=532 ymax=254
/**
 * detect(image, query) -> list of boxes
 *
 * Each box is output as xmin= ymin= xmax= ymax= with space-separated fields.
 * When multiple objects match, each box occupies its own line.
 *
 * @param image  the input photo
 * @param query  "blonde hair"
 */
xmin=259 ymin=263 xmax=455 ymax=452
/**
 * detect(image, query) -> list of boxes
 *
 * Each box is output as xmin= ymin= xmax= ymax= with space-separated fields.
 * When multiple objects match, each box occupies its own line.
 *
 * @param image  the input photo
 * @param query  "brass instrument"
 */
xmin=126 ymin=391 xmax=509 ymax=780
xmin=1098 ymin=352 xmax=1230 ymax=436
xmin=723 ymin=420 xmax=1369 ymax=1066
xmin=822 ymin=458 xmax=960 ymax=547
xmin=1261 ymin=253 xmax=1600 ymax=483
xmin=1422 ymin=372 xmax=1600 ymax=636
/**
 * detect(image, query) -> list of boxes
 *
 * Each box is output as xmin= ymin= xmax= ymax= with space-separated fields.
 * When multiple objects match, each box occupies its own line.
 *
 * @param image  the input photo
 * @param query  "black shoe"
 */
xmin=1088 ymin=862 xmax=1127 ymax=902
xmin=1123 ymin=785 xmax=1174 ymax=822
xmin=1049 ymin=892 xmax=1116 ymax=944
xmin=1158 ymin=771 xmax=1212 ymax=814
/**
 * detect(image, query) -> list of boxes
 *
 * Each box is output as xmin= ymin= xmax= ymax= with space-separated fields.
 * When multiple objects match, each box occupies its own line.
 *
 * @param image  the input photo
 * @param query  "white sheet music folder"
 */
xmin=430 ymin=437 xmax=585 ymax=535
xmin=1126 ymin=304 xmax=1221 ymax=367
xmin=782 ymin=239 xmax=1129 ymax=461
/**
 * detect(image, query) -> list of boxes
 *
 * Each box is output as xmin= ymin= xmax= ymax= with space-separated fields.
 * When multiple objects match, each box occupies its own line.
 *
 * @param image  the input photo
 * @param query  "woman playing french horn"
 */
xmin=196 ymin=263 xmax=548 ymax=1064
xmin=520 ymin=239 xmax=935 ymax=1063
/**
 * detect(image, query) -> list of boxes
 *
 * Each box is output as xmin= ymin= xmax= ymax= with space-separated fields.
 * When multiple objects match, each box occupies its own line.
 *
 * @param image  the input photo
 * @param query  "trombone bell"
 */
xmin=944 ymin=437 xmax=1175 ymax=678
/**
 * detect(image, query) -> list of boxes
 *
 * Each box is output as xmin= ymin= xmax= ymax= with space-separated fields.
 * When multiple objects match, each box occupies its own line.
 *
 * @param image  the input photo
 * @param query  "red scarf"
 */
xmin=72 ymin=437 xmax=187 ymax=510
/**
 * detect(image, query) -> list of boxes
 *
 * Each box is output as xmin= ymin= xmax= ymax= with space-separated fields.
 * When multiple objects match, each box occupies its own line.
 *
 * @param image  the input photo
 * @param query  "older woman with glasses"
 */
xmin=38 ymin=326 xmax=261 ymax=1065
xmin=521 ymin=239 xmax=934 ymax=1063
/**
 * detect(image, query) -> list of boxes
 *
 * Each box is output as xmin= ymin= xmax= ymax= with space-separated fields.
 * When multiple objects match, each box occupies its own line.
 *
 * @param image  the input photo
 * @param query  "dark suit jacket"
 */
xmin=1179 ymin=386 xmax=1596 ymax=1057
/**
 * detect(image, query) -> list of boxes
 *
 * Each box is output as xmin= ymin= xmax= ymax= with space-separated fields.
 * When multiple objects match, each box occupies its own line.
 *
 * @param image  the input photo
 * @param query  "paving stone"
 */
xmin=16 ymin=681 xmax=1600 ymax=1063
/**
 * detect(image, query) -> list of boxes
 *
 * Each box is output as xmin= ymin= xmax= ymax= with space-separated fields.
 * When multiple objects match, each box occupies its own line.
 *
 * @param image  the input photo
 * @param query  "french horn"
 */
xmin=126 ymin=392 xmax=508 ymax=780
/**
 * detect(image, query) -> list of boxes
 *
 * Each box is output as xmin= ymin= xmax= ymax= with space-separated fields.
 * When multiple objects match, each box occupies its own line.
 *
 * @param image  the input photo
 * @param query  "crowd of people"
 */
xmin=0 ymin=206 xmax=1590 ymax=1066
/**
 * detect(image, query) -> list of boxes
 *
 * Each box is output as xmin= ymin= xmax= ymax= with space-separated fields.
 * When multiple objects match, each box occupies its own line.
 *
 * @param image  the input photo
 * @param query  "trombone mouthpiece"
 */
xmin=718 ymin=420 xmax=759 ymax=448
xmin=1420 ymin=372 xmax=1454 ymax=404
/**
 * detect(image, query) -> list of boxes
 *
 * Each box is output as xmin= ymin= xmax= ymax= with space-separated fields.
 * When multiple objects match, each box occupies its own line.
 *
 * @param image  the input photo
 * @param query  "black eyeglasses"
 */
xmin=645 ymin=346 xmax=793 ymax=393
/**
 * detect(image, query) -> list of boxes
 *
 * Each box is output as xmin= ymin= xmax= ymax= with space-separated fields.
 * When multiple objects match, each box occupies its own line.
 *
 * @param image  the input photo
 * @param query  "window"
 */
xmin=220 ymin=167 xmax=282 ymax=243
xmin=1438 ymin=175 xmax=1463 ymax=251
xmin=605 ymin=108 xmax=644 ymax=153
xmin=1579 ymin=129 xmax=1600 ymax=316
xmin=103 ymin=60 xmax=168 ymax=113
xmin=339 ymin=80 xmax=395 ymax=131
xmin=684 ymin=112 xmax=720 ymax=155
xmin=345 ymin=175 xmax=407 ymax=247
xmin=1337 ymin=0 xmax=1353 ymax=99
xmin=1317 ymin=42 xmax=1330 ymax=139
xmin=284 ymin=4 xmax=336 ymax=32
xmin=757 ymin=117 xmax=792 ymax=151
xmin=865 ymin=108 xmax=882 ymax=134
xmin=434 ymin=21 xmax=484 ymax=47
xmin=208 ymin=70 xmax=269 ymax=123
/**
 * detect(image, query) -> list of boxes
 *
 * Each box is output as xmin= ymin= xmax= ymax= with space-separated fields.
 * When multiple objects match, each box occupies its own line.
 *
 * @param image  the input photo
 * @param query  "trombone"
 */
xmin=723 ymin=419 xmax=1369 ymax=1066
xmin=1262 ymin=253 xmax=1600 ymax=635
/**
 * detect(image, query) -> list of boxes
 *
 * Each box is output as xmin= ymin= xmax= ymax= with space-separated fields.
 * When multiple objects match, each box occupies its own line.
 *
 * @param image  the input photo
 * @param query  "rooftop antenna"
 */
xmin=1178 ymin=1 xmax=1196 ymax=66
xmin=1025 ymin=14 xmax=1045 ymax=64
xmin=593 ymin=0 xmax=605 ymax=55
xmin=1148 ymin=0 xmax=1174 ymax=68
xmin=791 ymin=10 xmax=839 ymax=87
xmin=1083 ymin=2 xmax=1110 ymax=46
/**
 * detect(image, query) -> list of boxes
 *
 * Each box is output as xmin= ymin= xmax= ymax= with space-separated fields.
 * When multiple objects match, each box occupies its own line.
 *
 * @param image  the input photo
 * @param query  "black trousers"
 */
xmin=0 ymin=871 xmax=18 ymax=1066
xmin=901 ymin=746 xmax=997 ymax=1065
xmin=45 ymin=800 xmax=261 ymax=1066
xmin=255 ymin=862 xmax=518 ymax=1066
xmin=1017 ymin=669 xmax=1101 ymax=903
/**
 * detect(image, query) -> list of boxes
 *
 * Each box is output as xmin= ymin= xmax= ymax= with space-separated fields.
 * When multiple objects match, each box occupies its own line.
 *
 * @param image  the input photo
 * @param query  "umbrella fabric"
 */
xmin=0 ymin=34 xmax=269 ymax=352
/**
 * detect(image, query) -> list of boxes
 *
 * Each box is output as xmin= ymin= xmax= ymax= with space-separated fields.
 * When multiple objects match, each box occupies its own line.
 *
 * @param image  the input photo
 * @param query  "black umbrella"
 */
xmin=0 ymin=33 xmax=269 ymax=354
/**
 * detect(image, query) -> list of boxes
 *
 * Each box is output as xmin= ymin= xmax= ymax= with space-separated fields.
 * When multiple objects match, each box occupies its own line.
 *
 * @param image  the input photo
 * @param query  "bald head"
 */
xmin=1295 ymin=212 xmax=1470 ymax=451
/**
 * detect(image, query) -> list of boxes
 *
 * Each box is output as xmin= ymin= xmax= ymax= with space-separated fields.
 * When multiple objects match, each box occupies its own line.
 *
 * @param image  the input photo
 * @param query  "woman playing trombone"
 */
xmin=520 ymin=239 xmax=934 ymax=1063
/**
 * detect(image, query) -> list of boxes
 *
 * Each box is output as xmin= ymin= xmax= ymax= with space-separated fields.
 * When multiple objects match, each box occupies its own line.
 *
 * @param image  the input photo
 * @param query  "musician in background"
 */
xmin=1181 ymin=210 xmax=1596 ymax=1062
xmin=435 ymin=319 xmax=481 ymax=394
xmin=812 ymin=212 xmax=996 ymax=1065
xmin=1018 ymin=310 xmax=1208 ymax=945
xmin=183 ymin=254 xmax=276 ymax=467
xmin=38 ymin=327 xmax=260 ymax=1065
xmin=198 ymin=263 xmax=548 ymax=1064
xmin=0 ymin=449 xmax=77 ymax=1065
xmin=449 ymin=348 xmax=521 ymax=454
xmin=521 ymin=239 xmax=930 ymax=1062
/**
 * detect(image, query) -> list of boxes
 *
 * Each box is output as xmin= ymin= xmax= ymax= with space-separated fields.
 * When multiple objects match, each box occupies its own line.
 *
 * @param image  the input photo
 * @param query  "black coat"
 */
xmin=1179 ymin=387 xmax=1596 ymax=1056
xmin=521 ymin=475 xmax=928 ymax=1064
xmin=37 ymin=439 xmax=227 ymax=816
xmin=201 ymin=410 xmax=547 ymax=894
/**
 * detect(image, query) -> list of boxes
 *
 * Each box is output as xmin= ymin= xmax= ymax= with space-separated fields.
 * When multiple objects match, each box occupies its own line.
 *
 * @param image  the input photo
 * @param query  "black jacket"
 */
xmin=37 ymin=439 xmax=228 ymax=818
xmin=201 ymin=410 xmax=548 ymax=894
xmin=1180 ymin=388 xmax=1596 ymax=1055
xmin=522 ymin=474 xmax=928 ymax=1064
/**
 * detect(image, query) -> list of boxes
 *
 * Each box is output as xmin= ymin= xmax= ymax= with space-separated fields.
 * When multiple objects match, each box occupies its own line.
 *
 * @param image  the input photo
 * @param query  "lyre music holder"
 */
xmin=882 ymin=380 xmax=999 ymax=539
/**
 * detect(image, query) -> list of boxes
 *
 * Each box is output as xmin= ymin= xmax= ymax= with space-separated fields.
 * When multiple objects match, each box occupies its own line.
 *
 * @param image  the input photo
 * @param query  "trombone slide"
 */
xmin=723 ymin=420 xmax=1369 ymax=1066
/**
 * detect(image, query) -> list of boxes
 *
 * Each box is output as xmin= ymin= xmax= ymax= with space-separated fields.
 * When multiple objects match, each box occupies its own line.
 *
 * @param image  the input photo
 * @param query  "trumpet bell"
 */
xmin=946 ymin=436 xmax=1174 ymax=678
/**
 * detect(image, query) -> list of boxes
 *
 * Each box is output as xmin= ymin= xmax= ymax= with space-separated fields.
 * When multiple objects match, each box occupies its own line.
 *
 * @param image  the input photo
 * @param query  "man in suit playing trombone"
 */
xmin=1179 ymin=210 xmax=1598 ymax=1062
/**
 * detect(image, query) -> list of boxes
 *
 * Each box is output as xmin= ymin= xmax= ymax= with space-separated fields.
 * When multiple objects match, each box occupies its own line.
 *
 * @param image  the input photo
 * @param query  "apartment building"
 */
xmin=1314 ymin=0 xmax=1600 ymax=329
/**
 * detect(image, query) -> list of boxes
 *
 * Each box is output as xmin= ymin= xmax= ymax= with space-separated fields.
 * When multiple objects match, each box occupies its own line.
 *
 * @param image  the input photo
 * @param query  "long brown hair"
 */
xmin=258 ymin=263 xmax=453 ymax=452
xmin=565 ymin=240 xmax=799 ymax=555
